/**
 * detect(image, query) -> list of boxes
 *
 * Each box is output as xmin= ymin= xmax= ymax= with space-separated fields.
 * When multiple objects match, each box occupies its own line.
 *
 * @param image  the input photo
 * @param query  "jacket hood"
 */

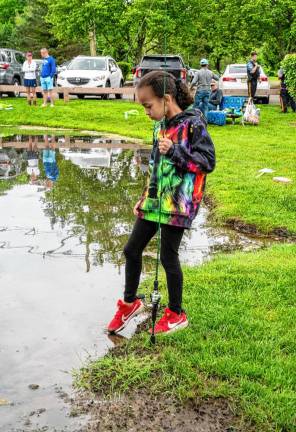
xmin=165 ymin=107 xmax=207 ymax=128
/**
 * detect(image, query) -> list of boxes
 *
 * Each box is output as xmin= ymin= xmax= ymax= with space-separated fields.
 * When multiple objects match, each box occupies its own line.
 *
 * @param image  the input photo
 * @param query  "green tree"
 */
xmin=0 ymin=0 xmax=26 ymax=47
xmin=282 ymin=53 xmax=296 ymax=99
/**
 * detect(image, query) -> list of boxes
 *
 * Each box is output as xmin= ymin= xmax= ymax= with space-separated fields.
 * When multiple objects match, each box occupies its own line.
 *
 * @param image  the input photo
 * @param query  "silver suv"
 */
xmin=0 ymin=48 xmax=25 ymax=97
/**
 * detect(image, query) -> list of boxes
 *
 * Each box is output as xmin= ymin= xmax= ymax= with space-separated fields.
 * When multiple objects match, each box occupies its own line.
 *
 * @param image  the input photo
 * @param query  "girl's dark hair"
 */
xmin=137 ymin=70 xmax=193 ymax=111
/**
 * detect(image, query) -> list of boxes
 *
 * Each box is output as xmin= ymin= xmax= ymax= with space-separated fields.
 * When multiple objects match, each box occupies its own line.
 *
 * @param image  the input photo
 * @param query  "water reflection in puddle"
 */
xmin=0 ymin=135 xmax=268 ymax=432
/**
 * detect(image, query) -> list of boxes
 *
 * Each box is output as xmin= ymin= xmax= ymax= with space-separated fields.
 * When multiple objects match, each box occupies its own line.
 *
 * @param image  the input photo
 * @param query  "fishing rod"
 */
xmin=150 ymin=0 xmax=168 ymax=345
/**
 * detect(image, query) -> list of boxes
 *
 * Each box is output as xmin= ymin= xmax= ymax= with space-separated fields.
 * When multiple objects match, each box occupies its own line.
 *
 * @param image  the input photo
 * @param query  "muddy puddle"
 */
xmin=0 ymin=134 xmax=271 ymax=432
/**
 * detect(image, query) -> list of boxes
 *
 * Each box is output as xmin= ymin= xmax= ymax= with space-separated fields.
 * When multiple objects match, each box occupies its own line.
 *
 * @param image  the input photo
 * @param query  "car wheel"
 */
xmin=58 ymin=93 xmax=64 ymax=99
xmin=8 ymin=78 xmax=21 ymax=97
xmin=78 ymin=94 xmax=85 ymax=99
xmin=116 ymin=80 xmax=124 ymax=99
xmin=37 ymin=92 xmax=43 ymax=99
xmin=102 ymin=81 xmax=111 ymax=100
xmin=262 ymin=97 xmax=269 ymax=105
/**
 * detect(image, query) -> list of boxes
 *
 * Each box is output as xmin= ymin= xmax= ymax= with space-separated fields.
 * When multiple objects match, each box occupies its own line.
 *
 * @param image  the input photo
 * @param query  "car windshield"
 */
xmin=68 ymin=58 xmax=106 ymax=71
xmin=141 ymin=57 xmax=183 ymax=68
xmin=229 ymin=66 xmax=247 ymax=74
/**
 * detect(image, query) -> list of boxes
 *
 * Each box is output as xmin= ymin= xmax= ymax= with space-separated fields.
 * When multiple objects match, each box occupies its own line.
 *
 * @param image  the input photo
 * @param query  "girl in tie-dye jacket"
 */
xmin=107 ymin=71 xmax=215 ymax=336
xmin=138 ymin=108 xmax=215 ymax=228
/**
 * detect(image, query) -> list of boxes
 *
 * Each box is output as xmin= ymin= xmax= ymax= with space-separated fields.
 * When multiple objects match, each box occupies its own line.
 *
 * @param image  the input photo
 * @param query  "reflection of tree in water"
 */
xmin=43 ymin=150 xmax=156 ymax=272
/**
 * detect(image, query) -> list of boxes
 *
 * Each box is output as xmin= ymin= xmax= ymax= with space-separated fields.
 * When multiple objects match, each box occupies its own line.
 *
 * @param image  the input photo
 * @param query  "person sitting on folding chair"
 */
xmin=208 ymin=81 xmax=223 ymax=111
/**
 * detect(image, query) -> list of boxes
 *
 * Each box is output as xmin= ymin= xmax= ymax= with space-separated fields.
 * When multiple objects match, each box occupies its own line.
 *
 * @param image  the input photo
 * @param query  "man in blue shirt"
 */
xmin=40 ymin=48 xmax=56 ymax=108
xmin=246 ymin=51 xmax=261 ymax=99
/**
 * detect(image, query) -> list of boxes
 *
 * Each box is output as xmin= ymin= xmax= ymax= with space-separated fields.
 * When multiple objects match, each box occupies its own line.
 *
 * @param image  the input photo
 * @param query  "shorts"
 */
xmin=40 ymin=76 xmax=54 ymax=91
xmin=43 ymin=149 xmax=56 ymax=163
xmin=24 ymin=79 xmax=37 ymax=87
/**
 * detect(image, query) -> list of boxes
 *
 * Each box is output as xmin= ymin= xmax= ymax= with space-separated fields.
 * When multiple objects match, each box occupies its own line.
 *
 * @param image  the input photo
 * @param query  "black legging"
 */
xmin=124 ymin=218 xmax=184 ymax=314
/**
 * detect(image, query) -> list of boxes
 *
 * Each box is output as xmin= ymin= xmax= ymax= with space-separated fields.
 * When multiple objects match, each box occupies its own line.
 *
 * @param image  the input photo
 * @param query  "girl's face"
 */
xmin=26 ymin=53 xmax=32 ymax=61
xmin=137 ymin=86 xmax=166 ymax=121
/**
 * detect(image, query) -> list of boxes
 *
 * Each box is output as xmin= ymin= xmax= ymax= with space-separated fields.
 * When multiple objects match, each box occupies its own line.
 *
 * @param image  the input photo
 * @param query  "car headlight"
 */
xmin=93 ymin=75 xmax=106 ymax=81
xmin=59 ymin=74 xmax=65 ymax=80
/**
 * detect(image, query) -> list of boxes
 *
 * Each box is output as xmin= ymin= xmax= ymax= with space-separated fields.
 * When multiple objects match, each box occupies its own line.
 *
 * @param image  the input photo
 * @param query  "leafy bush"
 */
xmin=281 ymin=54 xmax=296 ymax=98
xmin=117 ymin=61 xmax=131 ymax=82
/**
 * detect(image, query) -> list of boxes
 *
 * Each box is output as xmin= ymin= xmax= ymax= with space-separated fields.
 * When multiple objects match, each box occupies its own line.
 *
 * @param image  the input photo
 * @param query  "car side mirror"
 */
xmin=110 ymin=66 xmax=117 ymax=73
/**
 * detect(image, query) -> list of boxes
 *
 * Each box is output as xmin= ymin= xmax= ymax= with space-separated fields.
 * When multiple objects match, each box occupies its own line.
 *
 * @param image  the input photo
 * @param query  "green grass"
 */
xmin=76 ymin=244 xmax=296 ymax=431
xmin=0 ymin=97 xmax=152 ymax=140
xmin=207 ymin=106 xmax=296 ymax=235
xmin=1 ymin=98 xmax=295 ymax=235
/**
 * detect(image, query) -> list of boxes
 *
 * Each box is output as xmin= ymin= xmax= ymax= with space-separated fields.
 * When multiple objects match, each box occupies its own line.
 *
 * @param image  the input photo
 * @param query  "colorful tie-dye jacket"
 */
xmin=137 ymin=108 xmax=215 ymax=229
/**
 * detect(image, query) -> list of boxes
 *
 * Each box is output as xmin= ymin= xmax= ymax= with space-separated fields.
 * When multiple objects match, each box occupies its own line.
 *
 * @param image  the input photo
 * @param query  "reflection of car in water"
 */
xmin=60 ymin=148 xmax=122 ymax=169
xmin=0 ymin=150 xmax=25 ymax=179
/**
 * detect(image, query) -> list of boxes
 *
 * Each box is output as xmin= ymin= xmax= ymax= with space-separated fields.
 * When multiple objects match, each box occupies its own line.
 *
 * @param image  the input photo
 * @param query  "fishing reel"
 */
xmin=151 ymin=289 xmax=161 ymax=306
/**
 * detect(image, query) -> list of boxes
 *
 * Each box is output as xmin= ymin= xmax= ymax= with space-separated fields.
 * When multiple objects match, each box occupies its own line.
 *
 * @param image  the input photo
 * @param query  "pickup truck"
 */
xmin=132 ymin=54 xmax=189 ymax=85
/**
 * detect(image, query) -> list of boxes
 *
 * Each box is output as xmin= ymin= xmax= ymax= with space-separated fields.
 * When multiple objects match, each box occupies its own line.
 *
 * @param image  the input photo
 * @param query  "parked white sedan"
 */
xmin=57 ymin=56 xmax=124 ymax=99
xmin=220 ymin=64 xmax=270 ymax=104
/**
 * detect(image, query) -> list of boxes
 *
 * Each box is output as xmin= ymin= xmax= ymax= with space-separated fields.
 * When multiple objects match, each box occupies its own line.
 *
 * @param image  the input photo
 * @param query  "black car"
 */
xmin=132 ymin=54 xmax=189 ymax=85
xmin=0 ymin=48 xmax=25 ymax=96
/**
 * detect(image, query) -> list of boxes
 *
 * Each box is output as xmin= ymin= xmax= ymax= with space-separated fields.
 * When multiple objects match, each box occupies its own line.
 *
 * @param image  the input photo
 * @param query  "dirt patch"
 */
xmin=74 ymin=389 xmax=243 ymax=432
xmin=204 ymin=195 xmax=296 ymax=241
xmin=226 ymin=218 xmax=296 ymax=241
xmin=73 ymin=319 xmax=252 ymax=432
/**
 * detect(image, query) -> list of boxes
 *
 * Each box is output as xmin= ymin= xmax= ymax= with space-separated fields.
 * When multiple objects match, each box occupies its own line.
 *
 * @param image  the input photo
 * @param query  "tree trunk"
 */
xmin=89 ymin=26 xmax=97 ymax=56
xmin=215 ymin=57 xmax=221 ymax=74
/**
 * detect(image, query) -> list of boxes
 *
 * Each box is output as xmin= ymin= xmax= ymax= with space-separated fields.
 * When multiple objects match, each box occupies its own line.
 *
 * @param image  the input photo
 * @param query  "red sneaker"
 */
xmin=107 ymin=299 xmax=144 ymax=333
xmin=149 ymin=308 xmax=188 ymax=335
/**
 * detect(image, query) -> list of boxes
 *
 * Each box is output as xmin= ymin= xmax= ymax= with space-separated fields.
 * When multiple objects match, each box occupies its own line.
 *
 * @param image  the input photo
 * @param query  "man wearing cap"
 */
xmin=208 ymin=81 xmax=223 ymax=111
xmin=191 ymin=58 xmax=219 ymax=118
xmin=247 ymin=51 xmax=261 ymax=99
